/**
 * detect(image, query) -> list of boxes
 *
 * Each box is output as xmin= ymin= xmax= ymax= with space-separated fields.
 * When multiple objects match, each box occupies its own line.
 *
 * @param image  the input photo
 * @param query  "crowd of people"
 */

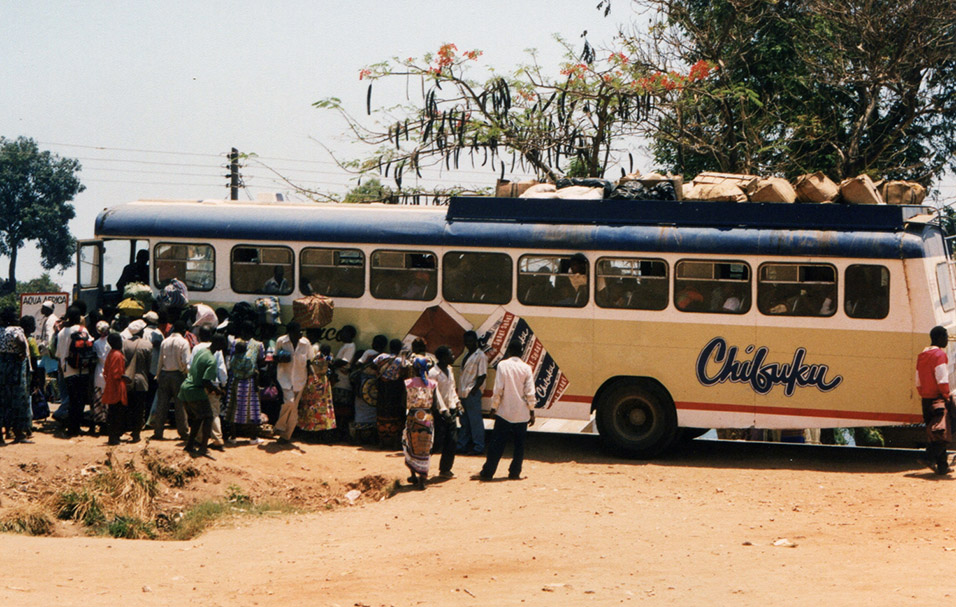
xmin=0 ymin=296 xmax=538 ymax=489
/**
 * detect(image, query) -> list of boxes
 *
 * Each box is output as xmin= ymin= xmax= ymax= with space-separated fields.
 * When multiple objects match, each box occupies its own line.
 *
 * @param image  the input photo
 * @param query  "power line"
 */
xmin=80 ymin=166 xmax=229 ymax=179
xmin=82 ymin=178 xmax=228 ymax=187
xmin=38 ymin=141 xmax=225 ymax=159
xmin=77 ymin=157 xmax=223 ymax=169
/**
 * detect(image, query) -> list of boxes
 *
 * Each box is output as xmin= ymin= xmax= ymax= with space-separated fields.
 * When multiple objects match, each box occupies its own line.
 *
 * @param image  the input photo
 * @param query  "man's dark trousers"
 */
xmin=480 ymin=416 xmax=528 ymax=478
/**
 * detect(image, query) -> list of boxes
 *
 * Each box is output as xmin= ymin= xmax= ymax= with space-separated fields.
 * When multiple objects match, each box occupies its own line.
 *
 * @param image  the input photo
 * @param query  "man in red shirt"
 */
xmin=915 ymin=325 xmax=956 ymax=474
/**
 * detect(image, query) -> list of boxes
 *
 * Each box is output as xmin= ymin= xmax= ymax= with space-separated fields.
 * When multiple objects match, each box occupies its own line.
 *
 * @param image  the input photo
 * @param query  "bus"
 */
xmin=75 ymin=196 xmax=956 ymax=457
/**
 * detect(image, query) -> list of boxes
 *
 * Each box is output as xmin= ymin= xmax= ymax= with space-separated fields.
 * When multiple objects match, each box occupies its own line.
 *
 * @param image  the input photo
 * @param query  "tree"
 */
xmin=612 ymin=0 xmax=956 ymax=182
xmin=315 ymin=39 xmax=653 ymax=184
xmin=343 ymin=176 xmax=393 ymax=203
xmin=0 ymin=137 xmax=83 ymax=289
xmin=0 ymin=272 xmax=62 ymax=311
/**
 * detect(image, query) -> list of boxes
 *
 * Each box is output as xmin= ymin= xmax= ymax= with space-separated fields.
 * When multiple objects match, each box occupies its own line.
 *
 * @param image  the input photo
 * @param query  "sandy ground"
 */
xmin=1 ymin=429 xmax=955 ymax=607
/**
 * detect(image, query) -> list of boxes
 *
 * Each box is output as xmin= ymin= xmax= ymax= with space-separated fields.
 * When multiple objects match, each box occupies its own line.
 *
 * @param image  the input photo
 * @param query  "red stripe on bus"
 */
xmin=675 ymin=401 xmax=922 ymax=424
xmin=559 ymin=394 xmax=593 ymax=403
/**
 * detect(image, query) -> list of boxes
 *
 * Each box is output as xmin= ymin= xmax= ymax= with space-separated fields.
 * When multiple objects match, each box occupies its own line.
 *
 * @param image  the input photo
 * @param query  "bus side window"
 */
xmin=300 ymin=247 xmax=365 ymax=298
xmin=595 ymin=257 xmax=668 ymax=310
xmin=154 ymin=243 xmax=215 ymax=292
xmin=370 ymin=250 xmax=437 ymax=301
xmin=757 ymin=263 xmax=836 ymax=317
xmin=674 ymin=260 xmax=751 ymax=314
xmin=231 ymin=245 xmax=294 ymax=295
xmin=442 ymin=251 xmax=512 ymax=304
xmin=845 ymin=264 xmax=889 ymax=319
xmin=518 ymin=254 xmax=588 ymax=308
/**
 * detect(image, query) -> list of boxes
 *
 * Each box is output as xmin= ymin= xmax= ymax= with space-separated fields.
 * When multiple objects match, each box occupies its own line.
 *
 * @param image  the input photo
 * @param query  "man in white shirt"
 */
xmin=478 ymin=339 xmax=536 ymax=481
xmin=149 ymin=320 xmax=192 ymax=440
xmin=456 ymin=331 xmax=488 ymax=455
xmin=429 ymin=345 xmax=461 ymax=478
xmin=38 ymin=300 xmax=59 ymax=369
xmin=273 ymin=321 xmax=313 ymax=443
xmin=55 ymin=306 xmax=90 ymax=437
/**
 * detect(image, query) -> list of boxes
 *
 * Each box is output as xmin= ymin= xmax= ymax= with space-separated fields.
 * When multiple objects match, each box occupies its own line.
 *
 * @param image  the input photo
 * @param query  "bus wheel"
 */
xmin=595 ymin=382 xmax=677 ymax=458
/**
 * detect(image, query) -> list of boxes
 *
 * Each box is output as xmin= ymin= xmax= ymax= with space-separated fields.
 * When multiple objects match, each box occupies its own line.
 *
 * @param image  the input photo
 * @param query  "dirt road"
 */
xmin=1 ymin=432 xmax=955 ymax=606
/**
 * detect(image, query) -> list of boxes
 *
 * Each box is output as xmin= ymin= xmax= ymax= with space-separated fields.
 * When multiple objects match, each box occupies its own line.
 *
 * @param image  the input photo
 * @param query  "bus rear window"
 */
xmin=155 ymin=243 xmax=215 ymax=292
xmin=231 ymin=245 xmax=294 ymax=295
xmin=300 ymin=247 xmax=364 ymax=298
xmin=370 ymin=250 xmax=437 ymax=300
xmin=758 ymin=263 xmax=836 ymax=317
xmin=674 ymin=260 xmax=751 ymax=314
xmin=595 ymin=257 xmax=667 ymax=310
xmin=518 ymin=254 xmax=589 ymax=308
xmin=845 ymin=264 xmax=890 ymax=319
xmin=443 ymin=252 xmax=512 ymax=304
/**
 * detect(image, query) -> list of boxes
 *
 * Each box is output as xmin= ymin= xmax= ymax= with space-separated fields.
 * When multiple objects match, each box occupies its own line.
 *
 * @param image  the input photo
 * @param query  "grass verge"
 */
xmin=0 ymin=503 xmax=57 ymax=536
xmin=166 ymin=496 xmax=299 ymax=541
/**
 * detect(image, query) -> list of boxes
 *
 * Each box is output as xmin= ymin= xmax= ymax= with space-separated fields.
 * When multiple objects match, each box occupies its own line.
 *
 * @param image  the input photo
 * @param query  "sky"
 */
xmin=2 ymin=1 xmax=954 ymax=288
xmin=0 ymin=1 xmax=627 ymax=286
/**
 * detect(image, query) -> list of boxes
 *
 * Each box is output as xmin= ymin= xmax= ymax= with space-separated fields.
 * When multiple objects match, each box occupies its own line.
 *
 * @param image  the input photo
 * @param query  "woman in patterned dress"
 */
xmin=297 ymin=343 xmax=336 ymax=438
xmin=402 ymin=356 xmax=446 ymax=490
xmin=91 ymin=321 xmax=111 ymax=435
xmin=374 ymin=339 xmax=407 ymax=450
xmin=225 ymin=321 xmax=264 ymax=443
xmin=0 ymin=307 xmax=30 ymax=444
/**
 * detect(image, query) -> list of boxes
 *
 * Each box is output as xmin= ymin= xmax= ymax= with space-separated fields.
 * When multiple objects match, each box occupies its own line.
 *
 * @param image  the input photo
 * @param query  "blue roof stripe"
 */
xmin=94 ymin=199 xmax=929 ymax=260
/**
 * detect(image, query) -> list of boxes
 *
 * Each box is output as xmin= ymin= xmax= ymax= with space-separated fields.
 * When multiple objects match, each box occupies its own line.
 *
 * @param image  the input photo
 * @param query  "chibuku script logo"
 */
xmin=696 ymin=337 xmax=842 ymax=396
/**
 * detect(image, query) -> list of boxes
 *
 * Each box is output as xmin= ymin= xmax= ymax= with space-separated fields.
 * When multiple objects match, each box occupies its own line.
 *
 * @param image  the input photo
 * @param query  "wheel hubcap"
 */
xmin=628 ymin=408 xmax=647 ymax=425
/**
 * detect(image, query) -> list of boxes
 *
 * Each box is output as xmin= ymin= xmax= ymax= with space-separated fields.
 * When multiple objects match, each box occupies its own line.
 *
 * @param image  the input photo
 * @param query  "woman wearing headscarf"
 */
xmin=91 ymin=320 xmax=112 ymax=435
xmin=0 ymin=307 xmax=31 ymax=443
xmin=402 ymin=355 xmax=447 ymax=490
xmin=225 ymin=320 xmax=265 ymax=443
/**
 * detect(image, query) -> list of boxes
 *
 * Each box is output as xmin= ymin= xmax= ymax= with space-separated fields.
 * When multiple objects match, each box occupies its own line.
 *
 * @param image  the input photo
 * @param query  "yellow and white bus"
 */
xmin=75 ymin=196 xmax=956 ymax=456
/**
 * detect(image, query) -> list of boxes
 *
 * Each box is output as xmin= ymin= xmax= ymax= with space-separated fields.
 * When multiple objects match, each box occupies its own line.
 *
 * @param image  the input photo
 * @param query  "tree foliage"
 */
xmin=315 ymin=39 xmax=659 ymax=183
xmin=616 ymin=0 xmax=956 ymax=181
xmin=0 ymin=137 xmax=83 ymax=288
xmin=343 ymin=176 xmax=393 ymax=203
xmin=319 ymin=0 xmax=956 ymax=190
xmin=0 ymin=272 xmax=63 ymax=312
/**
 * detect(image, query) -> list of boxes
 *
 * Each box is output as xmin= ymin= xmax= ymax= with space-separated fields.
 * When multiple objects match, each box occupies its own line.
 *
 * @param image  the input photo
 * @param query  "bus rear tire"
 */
xmin=595 ymin=381 xmax=677 ymax=458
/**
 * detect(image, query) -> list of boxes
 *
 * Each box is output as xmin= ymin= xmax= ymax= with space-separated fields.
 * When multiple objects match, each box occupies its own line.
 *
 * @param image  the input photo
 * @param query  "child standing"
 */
xmin=103 ymin=333 xmax=128 ymax=445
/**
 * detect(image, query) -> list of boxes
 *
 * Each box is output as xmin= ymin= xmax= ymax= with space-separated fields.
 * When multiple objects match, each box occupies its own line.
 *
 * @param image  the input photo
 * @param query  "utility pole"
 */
xmin=228 ymin=147 xmax=240 ymax=200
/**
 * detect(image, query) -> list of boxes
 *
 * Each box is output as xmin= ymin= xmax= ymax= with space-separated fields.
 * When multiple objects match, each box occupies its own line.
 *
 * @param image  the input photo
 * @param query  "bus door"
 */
xmin=74 ymin=239 xmax=104 ymax=312
xmin=74 ymin=238 xmax=150 ymax=311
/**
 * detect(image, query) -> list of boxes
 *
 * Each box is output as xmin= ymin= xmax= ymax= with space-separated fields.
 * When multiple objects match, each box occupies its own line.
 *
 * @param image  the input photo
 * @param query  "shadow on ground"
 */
xmin=516 ymin=431 xmax=930 ymax=474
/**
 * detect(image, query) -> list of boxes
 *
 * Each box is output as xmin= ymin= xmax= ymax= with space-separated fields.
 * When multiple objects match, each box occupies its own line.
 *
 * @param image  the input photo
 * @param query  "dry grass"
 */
xmin=142 ymin=446 xmax=199 ymax=488
xmin=53 ymin=452 xmax=157 ymax=527
xmin=0 ymin=503 xmax=56 ymax=536
xmin=3 ymin=446 xmax=388 ymax=542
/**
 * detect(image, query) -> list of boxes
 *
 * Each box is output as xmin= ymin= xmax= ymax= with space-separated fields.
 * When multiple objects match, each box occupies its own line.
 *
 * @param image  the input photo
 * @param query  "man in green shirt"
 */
xmin=179 ymin=331 xmax=226 ymax=457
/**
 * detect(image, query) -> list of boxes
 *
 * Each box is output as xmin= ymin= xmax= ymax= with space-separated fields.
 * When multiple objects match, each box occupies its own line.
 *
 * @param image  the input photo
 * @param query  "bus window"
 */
xmin=845 ymin=264 xmax=889 ymax=319
xmin=443 ymin=251 xmax=512 ymax=304
xmin=674 ymin=260 xmax=751 ymax=314
xmin=370 ymin=250 xmax=437 ymax=300
xmin=518 ymin=253 xmax=589 ymax=308
xmin=300 ymin=247 xmax=365 ymax=298
xmin=154 ymin=243 xmax=215 ymax=292
xmin=758 ymin=263 xmax=836 ymax=317
xmin=100 ymin=240 xmax=148 ymax=292
xmin=595 ymin=257 xmax=667 ymax=310
xmin=231 ymin=245 xmax=294 ymax=295
xmin=936 ymin=263 xmax=955 ymax=313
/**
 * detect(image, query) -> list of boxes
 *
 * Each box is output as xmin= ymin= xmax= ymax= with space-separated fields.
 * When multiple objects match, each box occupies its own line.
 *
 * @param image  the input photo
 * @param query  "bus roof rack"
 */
xmin=447 ymin=196 xmax=933 ymax=232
